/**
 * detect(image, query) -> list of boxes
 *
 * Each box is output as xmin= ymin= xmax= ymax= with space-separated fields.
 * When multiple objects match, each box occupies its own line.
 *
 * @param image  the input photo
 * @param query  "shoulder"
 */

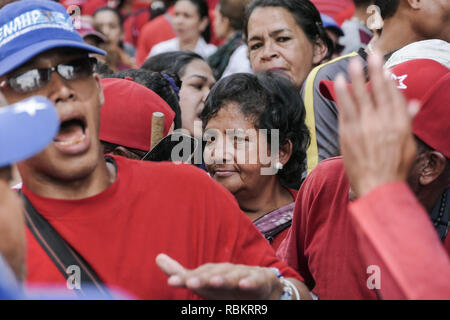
xmin=150 ymin=38 xmax=178 ymax=55
xmin=309 ymin=52 xmax=362 ymax=84
xmin=301 ymin=157 xmax=348 ymax=195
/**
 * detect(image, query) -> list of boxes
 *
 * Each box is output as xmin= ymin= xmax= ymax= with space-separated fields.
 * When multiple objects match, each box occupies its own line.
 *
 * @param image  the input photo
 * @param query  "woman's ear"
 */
xmin=279 ymin=140 xmax=293 ymax=166
xmin=312 ymin=39 xmax=328 ymax=65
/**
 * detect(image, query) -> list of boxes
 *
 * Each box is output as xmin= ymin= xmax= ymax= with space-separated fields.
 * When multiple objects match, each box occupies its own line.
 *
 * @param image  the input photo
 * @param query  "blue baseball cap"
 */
xmin=0 ymin=0 xmax=106 ymax=77
xmin=0 ymin=96 xmax=59 ymax=167
xmin=321 ymin=14 xmax=344 ymax=37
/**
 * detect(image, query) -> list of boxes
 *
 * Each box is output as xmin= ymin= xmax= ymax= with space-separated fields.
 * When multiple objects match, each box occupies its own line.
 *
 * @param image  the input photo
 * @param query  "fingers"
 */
xmin=348 ymin=58 xmax=374 ymax=114
xmin=155 ymin=253 xmax=187 ymax=277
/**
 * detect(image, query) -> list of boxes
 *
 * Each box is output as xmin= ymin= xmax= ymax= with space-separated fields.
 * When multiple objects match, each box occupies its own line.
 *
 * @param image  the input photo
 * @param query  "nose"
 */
xmin=260 ymin=39 xmax=279 ymax=61
xmin=47 ymin=72 xmax=75 ymax=104
xmin=205 ymin=133 xmax=234 ymax=165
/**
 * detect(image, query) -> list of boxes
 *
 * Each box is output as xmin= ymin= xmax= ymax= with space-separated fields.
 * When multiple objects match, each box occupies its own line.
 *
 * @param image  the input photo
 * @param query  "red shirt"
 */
xmin=349 ymin=182 xmax=450 ymax=299
xmin=25 ymin=155 xmax=301 ymax=299
xmin=278 ymin=157 xmax=450 ymax=299
xmin=277 ymin=157 xmax=379 ymax=299
xmin=136 ymin=8 xmax=175 ymax=66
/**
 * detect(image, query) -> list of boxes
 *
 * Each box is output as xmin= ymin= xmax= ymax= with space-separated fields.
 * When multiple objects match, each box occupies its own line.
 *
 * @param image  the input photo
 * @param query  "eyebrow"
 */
xmin=187 ymin=75 xmax=208 ymax=81
xmin=248 ymin=28 xmax=292 ymax=42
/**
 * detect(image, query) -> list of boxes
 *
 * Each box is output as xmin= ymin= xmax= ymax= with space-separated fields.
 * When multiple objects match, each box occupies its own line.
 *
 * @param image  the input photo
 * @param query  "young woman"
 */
xmin=147 ymin=0 xmax=217 ymax=59
xmin=200 ymin=72 xmax=310 ymax=249
xmin=93 ymin=6 xmax=137 ymax=71
xmin=244 ymin=0 xmax=332 ymax=88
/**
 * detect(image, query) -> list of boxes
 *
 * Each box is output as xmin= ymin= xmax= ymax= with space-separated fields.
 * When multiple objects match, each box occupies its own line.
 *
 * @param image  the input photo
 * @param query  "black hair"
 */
xmin=373 ymin=0 xmax=400 ymax=19
xmin=105 ymin=69 xmax=182 ymax=130
xmin=141 ymin=51 xmax=205 ymax=78
xmin=101 ymin=140 xmax=148 ymax=157
xmin=243 ymin=0 xmax=333 ymax=61
xmin=200 ymin=71 xmax=310 ymax=187
xmin=176 ymin=0 xmax=211 ymax=42
xmin=95 ymin=61 xmax=115 ymax=77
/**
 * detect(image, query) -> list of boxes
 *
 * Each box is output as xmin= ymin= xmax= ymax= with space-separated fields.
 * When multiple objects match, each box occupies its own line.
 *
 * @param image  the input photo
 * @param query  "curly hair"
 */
xmin=200 ymin=71 xmax=310 ymax=187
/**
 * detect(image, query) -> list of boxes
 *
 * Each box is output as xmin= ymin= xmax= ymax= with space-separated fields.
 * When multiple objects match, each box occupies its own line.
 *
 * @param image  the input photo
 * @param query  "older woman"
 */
xmin=244 ymin=0 xmax=332 ymax=88
xmin=200 ymin=72 xmax=309 ymax=249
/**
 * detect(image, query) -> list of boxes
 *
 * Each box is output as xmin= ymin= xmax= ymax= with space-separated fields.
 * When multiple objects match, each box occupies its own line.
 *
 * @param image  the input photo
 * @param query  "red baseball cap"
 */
xmin=319 ymin=59 xmax=450 ymax=158
xmin=100 ymin=78 xmax=175 ymax=151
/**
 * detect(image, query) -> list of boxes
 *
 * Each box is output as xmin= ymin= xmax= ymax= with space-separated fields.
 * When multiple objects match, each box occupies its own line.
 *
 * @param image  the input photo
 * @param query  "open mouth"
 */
xmin=54 ymin=118 xmax=86 ymax=146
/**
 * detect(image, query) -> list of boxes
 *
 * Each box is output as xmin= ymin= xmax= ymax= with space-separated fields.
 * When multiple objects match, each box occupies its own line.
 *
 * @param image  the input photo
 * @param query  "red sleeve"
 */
xmin=349 ymin=182 xmax=450 ymax=299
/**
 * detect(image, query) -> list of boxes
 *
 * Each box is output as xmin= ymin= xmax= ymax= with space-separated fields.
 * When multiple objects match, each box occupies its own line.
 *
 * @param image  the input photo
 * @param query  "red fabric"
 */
xmin=123 ymin=9 xmax=151 ymax=47
xmin=24 ymin=156 xmax=302 ymax=299
xmin=81 ymin=0 xmax=107 ymax=16
xmin=349 ymin=182 xmax=450 ymax=299
xmin=277 ymin=157 xmax=379 ymax=299
xmin=99 ymin=78 xmax=175 ymax=151
xmin=311 ymin=0 xmax=354 ymax=26
xmin=136 ymin=7 xmax=176 ymax=66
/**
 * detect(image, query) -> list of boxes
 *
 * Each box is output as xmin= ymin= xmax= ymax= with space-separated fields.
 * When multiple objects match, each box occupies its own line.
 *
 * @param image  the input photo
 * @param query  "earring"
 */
xmin=275 ymin=162 xmax=283 ymax=170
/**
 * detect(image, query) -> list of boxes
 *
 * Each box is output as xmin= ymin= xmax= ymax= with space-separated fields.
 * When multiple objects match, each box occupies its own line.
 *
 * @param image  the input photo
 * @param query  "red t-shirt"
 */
xmin=349 ymin=182 xmax=450 ymax=299
xmin=136 ymin=8 xmax=176 ymax=66
xmin=24 ymin=155 xmax=301 ymax=299
xmin=277 ymin=157 xmax=379 ymax=299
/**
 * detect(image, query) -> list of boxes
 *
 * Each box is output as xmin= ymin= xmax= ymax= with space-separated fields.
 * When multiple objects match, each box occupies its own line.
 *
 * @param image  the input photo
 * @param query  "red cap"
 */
xmin=319 ymin=59 xmax=450 ymax=158
xmin=100 ymin=78 xmax=175 ymax=151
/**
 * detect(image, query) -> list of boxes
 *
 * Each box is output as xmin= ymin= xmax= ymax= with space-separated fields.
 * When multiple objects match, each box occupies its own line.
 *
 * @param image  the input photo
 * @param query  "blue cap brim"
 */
xmin=0 ymin=96 xmax=59 ymax=167
xmin=0 ymin=39 xmax=106 ymax=76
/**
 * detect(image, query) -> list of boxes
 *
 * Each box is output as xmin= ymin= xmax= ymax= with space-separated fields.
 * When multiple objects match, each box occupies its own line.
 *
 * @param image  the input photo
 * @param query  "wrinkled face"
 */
xmin=0 ymin=166 xmax=26 ymax=282
xmin=204 ymin=103 xmax=277 ymax=197
xmin=415 ymin=0 xmax=450 ymax=41
xmin=1 ymin=48 xmax=104 ymax=183
xmin=247 ymin=6 xmax=315 ymax=88
xmin=94 ymin=10 xmax=122 ymax=45
xmin=173 ymin=0 xmax=207 ymax=43
xmin=179 ymin=59 xmax=215 ymax=137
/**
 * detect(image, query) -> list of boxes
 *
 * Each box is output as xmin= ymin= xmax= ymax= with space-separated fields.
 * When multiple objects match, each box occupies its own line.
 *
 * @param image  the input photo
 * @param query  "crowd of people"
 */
xmin=0 ymin=0 xmax=448 ymax=300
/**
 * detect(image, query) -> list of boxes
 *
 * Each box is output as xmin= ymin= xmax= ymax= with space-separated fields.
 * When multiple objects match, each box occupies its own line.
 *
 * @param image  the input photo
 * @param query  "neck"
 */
xmin=236 ymin=180 xmax=294 ymax=222
xmin=19 ymin=155 xmax=116 ymax=200
xmin=179 ymin=37 xmax=199 ymax=51
xmin=418 ymin=186 xmax=448 ymax=214
xmin=373 ymin=16 xmax=426 ymax=56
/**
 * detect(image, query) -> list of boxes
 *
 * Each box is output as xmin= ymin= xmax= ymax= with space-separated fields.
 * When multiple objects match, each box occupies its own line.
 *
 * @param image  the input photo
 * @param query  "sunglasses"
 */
xmin=0 ymin=57 xmax=97 ymax=93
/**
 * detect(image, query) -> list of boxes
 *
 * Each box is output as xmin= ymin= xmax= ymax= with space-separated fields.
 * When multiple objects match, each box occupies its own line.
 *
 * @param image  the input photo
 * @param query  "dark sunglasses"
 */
xmin=0 ymin=57 xmax=97 ymax=93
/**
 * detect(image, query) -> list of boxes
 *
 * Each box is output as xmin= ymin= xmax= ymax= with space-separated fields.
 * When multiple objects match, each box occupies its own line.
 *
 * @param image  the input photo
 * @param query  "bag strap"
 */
xmin=264 ymin=220 xmax=292 ymax=243
xmin=19 ymin=190 xmax=111 ymax=298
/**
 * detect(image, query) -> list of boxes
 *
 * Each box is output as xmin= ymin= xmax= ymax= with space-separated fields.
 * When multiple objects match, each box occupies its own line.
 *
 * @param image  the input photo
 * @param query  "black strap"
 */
xmin=19 ymin=190 xmax=111 ymax=298
xmin=264 ymin=220 xmax=292 ymax=243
